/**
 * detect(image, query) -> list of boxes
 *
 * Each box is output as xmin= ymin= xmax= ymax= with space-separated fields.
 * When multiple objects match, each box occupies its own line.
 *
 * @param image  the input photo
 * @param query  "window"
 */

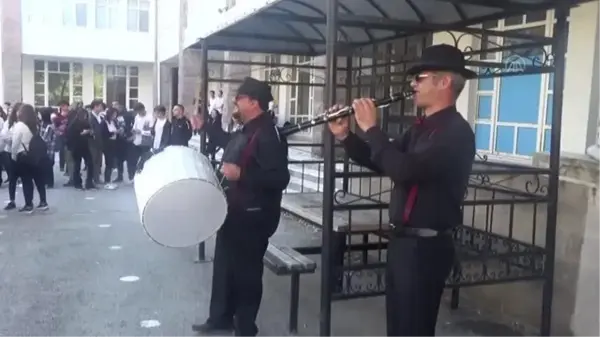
xmin=128 ymin=66 xmax=139 ymax=108
xmin=96 ymin=0 xmax=119 ymax=29
xmin=127 ymin=0 xmax=150 ymax=32
xmin=75 ymin=3 xmax=88 ymax=27
xmin=288 ymin=56 xmax=313 ymax=133
xmin=93 ymin=64 xmax=140 ymax=109
xmin=94 ymin=64 xmax=105 ymax=99
xmin=263 ymin=54 xmax=280 ymax=103
xmin=64 ymin=1 xmax=89 ymax=27
xmin=33 ymin=60 xmax=83 ymax=107
xmin=473 ymin=11 xmax=554 ymax=158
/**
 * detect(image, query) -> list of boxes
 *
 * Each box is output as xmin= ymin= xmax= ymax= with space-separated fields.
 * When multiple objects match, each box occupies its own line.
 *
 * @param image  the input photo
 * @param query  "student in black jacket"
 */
xmin=151 ymin=105 xmax=171 ymax=150
xmin=67 ymin=108 xmax=95 ymax=190
xmin=169 ymin=104 xmax=193 ymax=147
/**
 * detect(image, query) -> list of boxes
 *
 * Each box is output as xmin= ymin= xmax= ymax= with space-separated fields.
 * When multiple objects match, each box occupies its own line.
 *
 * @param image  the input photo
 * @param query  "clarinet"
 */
xmin=214 ymin=90 xmax=415 ymax=185
xmin=279 ymin=90 xmax=415 ymax=137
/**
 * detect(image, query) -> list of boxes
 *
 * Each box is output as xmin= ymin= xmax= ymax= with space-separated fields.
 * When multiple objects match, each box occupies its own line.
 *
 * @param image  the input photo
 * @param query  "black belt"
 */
xmin=389 ymin=224 xmax=451 ymax=238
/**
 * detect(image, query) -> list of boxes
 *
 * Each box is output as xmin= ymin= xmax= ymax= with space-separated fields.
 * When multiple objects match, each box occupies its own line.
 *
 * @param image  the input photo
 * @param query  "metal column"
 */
xmin=319 ymin=0 xmax=338 ymax=334
xmin=541 ymin=5 xmax=569 ymax=336
xmin=195 ymin=39 xmax=211 ymax=264
xmin=342 ymin=56 xmax=353 ymax=192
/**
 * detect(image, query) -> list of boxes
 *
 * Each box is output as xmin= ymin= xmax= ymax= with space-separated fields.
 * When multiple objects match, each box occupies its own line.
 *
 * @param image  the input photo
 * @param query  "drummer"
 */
xmin=192 ymin=77 xmax=290 ymax=336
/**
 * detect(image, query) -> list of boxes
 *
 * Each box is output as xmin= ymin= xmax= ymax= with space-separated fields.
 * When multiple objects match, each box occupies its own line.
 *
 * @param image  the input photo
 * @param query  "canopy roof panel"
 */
xmin=193 ymin=0 xmax=588 ymax=56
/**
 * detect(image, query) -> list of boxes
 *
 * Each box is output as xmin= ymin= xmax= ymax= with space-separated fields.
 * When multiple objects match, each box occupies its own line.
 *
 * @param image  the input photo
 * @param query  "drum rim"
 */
xmin=140 ymin=177 xmax=227 ymax=248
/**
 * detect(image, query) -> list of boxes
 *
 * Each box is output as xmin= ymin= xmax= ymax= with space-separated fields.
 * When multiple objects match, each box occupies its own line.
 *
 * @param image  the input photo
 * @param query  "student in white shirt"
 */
xmin=208 ymin=90 xmax=217 ymax=114
xmin=1 ymin=103 xmax=21 ymax=210
xmin=11 ymin=104 xmax=48 ymax=213
xmin=151 ymin=105 xmax=171 ymax=150
xmin=129 ymin=102 xmax=154 ymax=175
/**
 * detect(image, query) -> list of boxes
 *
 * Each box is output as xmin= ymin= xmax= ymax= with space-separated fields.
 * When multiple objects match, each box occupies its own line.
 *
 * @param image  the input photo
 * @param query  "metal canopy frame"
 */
xmin=191 ymin=0 xmax=587 ymax=56
xmin=191 ymin=0 xmax=586 ymax=335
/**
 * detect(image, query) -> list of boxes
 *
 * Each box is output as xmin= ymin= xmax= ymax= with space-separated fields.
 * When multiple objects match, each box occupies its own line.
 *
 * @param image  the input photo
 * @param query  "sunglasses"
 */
xmin=411 ymin=73 xmax=434 ymax=83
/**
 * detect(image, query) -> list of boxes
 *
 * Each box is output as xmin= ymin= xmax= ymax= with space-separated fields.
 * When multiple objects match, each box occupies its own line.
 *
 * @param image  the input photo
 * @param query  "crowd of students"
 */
xmin=0 ymin=100 xmax=194 ymax=214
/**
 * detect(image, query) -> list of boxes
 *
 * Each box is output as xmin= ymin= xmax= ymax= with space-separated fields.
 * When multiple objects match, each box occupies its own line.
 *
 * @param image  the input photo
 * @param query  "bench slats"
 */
xmin=264 ymin=243 xmax=317 ymax=275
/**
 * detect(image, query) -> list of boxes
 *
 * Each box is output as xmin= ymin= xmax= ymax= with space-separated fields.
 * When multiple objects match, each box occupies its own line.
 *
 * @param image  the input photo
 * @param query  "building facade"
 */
xmin=0 ymin=0 xmax=157 ymax=109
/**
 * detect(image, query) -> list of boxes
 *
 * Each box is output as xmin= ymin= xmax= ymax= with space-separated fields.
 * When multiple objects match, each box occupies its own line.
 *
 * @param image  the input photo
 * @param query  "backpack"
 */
xmin=22 ymin=134 xmax=48 ymax=166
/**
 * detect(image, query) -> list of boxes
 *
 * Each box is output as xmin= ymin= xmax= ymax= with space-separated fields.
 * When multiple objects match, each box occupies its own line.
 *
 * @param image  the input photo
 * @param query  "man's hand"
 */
xmin=81 ymin=129 xmax=90 ymax=135
xmin=352 ymin=98 xmax=377 ymax=132
xmin=326 ymin=104 xmax=350 ymax=141
xmin=222 ymin=163 xmax=241 ymax=181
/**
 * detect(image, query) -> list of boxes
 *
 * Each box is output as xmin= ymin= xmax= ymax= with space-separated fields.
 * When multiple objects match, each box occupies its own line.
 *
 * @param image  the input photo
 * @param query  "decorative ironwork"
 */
xmin=333 ymin=189 xmax=348 ymax=204
xmin=268 ymin=67 xmax=294 ymax=82
xmin=467 ymin=172 xmax=549 ymax=197
xmin=525 ymin=174 xmax=549 ymax=195
xmin=476 ymin=153 xmax=489 ymax=162
xmin=441 ymin=30 xmax=555 ymax=77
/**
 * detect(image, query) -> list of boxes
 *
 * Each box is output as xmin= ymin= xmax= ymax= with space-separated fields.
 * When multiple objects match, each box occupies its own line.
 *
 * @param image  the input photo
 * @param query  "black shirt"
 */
xmin=342 ymin=106 xmax=475 ymax=232
xmin=169 ymin=116 xmax=193 ymax=146
xmin=213 ymin=113 xmax=290 ymax=211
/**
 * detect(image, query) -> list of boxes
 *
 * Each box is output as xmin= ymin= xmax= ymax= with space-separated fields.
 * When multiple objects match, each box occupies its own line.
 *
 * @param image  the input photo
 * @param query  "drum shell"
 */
xmin=134 ymin=146 xmax=227 ymax=248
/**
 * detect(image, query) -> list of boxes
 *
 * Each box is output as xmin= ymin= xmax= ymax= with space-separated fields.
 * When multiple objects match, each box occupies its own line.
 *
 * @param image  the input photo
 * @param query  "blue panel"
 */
xmin=478 ymin=77 xmax=494 ymax=91
xmin=495 ymin=125 xmax=515 ymax=153
xmin=516 ymin=127 xmax=538 ymax=156
xmin=545 ymin=94 xmax=553 ymax=125
xmin=474 ymin=123 xmax=491 ymax=151
xmin=477 ymin=95 xmax=493 ymax=119
xmin=497 ymin=74 xmax=542 ymax=123
xmin=548 ymin=72 xmax=554 ymax=90
xmin=543 ymin=129 xmax=551 ymax=153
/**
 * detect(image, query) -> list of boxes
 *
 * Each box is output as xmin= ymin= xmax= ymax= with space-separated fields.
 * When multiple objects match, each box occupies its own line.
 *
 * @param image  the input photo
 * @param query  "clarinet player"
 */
xmin=192 ymin=77 xmax=290 ymax=336
xmin=328 ymin=44 xmax=476 ymax=336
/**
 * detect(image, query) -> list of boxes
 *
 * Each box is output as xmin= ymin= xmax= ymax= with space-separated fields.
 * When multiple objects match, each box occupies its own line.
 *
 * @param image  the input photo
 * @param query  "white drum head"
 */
xmin=141 ymin=178 xmax=227 ymax=248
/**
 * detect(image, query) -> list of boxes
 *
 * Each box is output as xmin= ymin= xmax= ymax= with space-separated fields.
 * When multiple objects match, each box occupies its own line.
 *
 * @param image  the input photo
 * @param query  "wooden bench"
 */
xmin=264 ymin=243 xmax=317 ymax=334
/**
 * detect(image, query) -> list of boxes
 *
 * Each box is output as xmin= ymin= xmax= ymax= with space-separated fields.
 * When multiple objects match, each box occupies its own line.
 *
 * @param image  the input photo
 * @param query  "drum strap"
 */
xmin=239 ymin=129 xmax=261 ymax=169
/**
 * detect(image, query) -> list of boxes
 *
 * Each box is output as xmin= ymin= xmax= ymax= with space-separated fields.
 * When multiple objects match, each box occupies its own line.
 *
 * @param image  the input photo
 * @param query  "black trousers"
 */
xmin=208 ymin=208 xmax=280 ymax=336
xmin=72 ymin=148 xmax=94 ymax=188
xmin=115 ymin=139 xmax=129 ymax=180
xmin=43 ymin=156 xmax=54 ymax=187
xmin=1 ymin=152 xmax=18 ymax=201
xmin=385 ymin=234 xmax=455 ymax=336
xmin=57 ymin=136 xmax=67 ymax=170
xmin=16 ymin=155 xmax=46 ymax=206
xmin=127 ymin=145 xmax=149 ymax=179
xmin=103 ymin=139 xmax=117 ymax=183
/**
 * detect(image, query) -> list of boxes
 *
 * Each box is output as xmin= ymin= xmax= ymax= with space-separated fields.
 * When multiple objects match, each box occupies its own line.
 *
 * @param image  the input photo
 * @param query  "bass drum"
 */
xmin=133 ymin=146 xmax=227 ymax=248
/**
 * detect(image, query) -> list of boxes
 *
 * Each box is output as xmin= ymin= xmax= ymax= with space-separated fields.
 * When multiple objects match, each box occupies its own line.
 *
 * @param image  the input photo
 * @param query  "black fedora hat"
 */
xmin=236 ymin=77 xmax=274 ymax=110
xmin=406 ymin=44 xmax=477 ymax=79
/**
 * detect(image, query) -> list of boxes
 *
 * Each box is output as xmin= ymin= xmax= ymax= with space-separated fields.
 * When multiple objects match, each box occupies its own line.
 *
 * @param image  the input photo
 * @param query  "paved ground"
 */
xmin=0 ymin=169 xmax=529 ymax=336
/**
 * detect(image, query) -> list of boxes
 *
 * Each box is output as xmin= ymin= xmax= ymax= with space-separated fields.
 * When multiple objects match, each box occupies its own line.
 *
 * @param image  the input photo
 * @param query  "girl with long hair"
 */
xmin=40 ymin=107 xmax=56 ymax=188
xmin=102 ymin=107 xmax=119 ymax=189
xmin=0 ymin=106 xmax=5 ymax=186
xmin=11 ymin=104 xmax=48 ymax=213
xmin=2 ymin=102 xmax=22 ymax=210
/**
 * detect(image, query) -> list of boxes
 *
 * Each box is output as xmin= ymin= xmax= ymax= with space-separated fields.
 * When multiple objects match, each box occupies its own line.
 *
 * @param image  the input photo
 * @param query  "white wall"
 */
xmin=156 ymin=0 xmax=181 ymax=62
xmin=21 ymin=0 xmax=156 ymax=63
xmin=21 ymin=55 xmax=155 ymax=108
